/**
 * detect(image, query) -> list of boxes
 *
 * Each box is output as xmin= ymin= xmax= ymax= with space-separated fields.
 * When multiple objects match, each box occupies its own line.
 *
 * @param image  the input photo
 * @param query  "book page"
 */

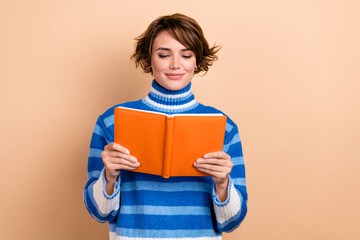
xmin=114 ymin=107 xmax=166 ymax=176
xmin=170 ymin=115 xmax=227 ymax=177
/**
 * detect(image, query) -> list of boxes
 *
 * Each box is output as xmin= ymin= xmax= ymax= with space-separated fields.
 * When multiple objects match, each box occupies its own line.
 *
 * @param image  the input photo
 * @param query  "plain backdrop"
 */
xmin=1 ymin=0 xmax=359 ymax=239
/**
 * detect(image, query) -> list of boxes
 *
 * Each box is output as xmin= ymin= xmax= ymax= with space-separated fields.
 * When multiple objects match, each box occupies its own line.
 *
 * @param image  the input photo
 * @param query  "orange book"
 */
xmin=114 ymin=106 xmax=227 ymax=178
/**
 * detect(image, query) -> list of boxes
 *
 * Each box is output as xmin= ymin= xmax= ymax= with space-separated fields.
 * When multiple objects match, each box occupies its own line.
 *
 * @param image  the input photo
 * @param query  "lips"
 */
xmin=165 ymin=73 xmax=185 ymax=80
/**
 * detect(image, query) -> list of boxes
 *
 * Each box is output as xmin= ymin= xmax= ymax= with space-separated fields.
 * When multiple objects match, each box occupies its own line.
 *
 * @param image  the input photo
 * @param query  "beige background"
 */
xmin=1 ymin=0 xmax=359 ymax=239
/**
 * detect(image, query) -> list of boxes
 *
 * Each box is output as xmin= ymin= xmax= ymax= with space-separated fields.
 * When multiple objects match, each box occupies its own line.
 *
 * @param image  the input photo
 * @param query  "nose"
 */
xmin=169 ymin=56 xmax=180 ymax=69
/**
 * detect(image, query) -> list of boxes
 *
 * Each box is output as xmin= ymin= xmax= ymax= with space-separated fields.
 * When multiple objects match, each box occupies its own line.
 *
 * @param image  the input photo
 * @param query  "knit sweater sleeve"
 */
xmin=83 ymin=115 xmax=121 ymax=223
xmin=212 ymin=119 xmax=248 ymax=232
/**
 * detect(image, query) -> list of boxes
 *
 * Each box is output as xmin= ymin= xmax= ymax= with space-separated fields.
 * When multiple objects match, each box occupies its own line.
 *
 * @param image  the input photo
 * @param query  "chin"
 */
xmin=154 ymin=73 xmax=193 ymax=90
xmin=155 ymin=79 xmax=190 ymax=91
xmin=165 ymin=82 xmax=187 ymax=91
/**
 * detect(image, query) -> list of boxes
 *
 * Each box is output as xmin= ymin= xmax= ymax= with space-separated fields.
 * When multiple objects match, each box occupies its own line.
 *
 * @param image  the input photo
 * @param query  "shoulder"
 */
xmin=92 ymin=100 xmax=144 ymax=142
xmin=196 ymin=103 xmax=239 ymax=132
xmin=96 ymin=99 xmax=143 ymax=128
xmin=99 ymin=100 xmax=143 ymax=118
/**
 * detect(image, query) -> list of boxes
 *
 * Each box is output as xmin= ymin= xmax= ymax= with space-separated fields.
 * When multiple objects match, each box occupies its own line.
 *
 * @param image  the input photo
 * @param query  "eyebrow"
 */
xmin=155 ymin=47 xmax=191 ymax=52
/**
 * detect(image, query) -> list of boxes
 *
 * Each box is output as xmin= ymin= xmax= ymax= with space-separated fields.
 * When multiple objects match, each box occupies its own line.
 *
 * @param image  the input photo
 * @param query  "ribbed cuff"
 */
xmin=102 ymin=168 xmax=121 ymax=199
xmin=91 ymin=168 xmax=120 ymax=215
xmin=212 ymin=176 xmax=232 ymax=206
xmin=212 ymin=176 xmax=242 ymax=224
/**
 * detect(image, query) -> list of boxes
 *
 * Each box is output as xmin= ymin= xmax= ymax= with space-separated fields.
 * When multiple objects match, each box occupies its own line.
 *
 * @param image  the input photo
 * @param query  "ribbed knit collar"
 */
xmin=142 ymin=79 xmax=199 ymax=113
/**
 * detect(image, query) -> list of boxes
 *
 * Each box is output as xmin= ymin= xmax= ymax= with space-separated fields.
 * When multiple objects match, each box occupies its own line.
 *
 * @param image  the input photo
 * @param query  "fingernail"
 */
xmin=196 ymin=159 xmax=202 ymax=163
xmin=203 ymin=154 xmax=209 ymax=158
xmin=135 ymin=162 xmax=140 ymax=166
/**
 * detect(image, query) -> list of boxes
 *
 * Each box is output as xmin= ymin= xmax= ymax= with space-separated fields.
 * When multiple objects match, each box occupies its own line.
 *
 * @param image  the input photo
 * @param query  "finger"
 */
xmin=105 ymin=142 xmax=130 ymax=154
xmin=107 ymin=157 xmax=140 ymax=168
xmin=203 ymin=151 xmax=230 ymax=160
xmin=105 ymin=151 xmax=138 ymax=163
xmin=195 ymin=166 xmax=226 ymax=179
xmin=196 ymin=158 xmax=231 ymax=166
xmin=105 ymin=163 xmax=139 ymax=174
xmin=114 ymin=163 xmax=139 ymax=170
xmin=107 ymin=162 xmax=138 ymax=172
xmin=194 ymin=162 xmax=225 ymax=173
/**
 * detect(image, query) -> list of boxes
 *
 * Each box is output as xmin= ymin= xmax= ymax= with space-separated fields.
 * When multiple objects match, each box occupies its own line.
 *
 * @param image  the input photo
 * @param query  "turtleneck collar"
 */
xmin=142 ymin=79 xmax=199 ymax=113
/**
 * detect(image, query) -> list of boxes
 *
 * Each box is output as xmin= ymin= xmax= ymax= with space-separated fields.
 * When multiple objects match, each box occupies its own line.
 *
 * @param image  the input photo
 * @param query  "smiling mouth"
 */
xmin=165 ymin=73 xmax=184 ymax=80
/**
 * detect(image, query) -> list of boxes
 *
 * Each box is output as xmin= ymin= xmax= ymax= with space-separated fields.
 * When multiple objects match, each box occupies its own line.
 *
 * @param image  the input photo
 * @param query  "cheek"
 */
xmin=151 ymin=59 xmax=167 ymax=73
xmin=184 ymin=60 xmax=197 ymax=71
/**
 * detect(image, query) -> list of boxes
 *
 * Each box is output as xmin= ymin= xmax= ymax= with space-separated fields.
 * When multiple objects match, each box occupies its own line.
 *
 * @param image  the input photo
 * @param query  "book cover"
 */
xmin=114 ymin=106 xmax=227 ymax=178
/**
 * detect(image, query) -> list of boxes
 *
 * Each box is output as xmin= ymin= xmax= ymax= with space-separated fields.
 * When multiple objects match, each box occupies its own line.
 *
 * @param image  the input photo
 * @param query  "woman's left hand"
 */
xmin=194 ymin=151 xmax=233 ymax=201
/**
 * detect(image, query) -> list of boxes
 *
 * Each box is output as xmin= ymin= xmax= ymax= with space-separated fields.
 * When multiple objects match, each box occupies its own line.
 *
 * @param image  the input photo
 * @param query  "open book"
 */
xmin=114 ymin=106 xmax=227 ymax=178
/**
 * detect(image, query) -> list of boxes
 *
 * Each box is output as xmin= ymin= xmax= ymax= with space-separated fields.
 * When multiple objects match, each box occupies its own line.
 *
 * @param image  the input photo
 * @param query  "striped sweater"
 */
xmin=84 ymin=80 xmax=248 ymax=239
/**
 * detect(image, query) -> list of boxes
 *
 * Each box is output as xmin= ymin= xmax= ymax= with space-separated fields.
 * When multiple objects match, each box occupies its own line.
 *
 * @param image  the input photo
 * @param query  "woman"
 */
xmin=84 ymin=13 xmax=247 ymax=240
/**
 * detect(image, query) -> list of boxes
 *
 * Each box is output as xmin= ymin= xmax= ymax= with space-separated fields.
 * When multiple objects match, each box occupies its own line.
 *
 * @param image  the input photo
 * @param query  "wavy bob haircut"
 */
xmin=131 ymin=13 xmax=220 ymax=74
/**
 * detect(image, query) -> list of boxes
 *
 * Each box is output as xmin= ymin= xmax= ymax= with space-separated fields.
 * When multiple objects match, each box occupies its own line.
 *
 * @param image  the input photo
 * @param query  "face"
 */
xmin=150 ymin=30 xmax=197 ymax=91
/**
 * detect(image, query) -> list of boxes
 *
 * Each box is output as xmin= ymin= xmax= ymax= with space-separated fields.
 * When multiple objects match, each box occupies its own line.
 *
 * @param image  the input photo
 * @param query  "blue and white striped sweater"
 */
xmin=84 ymin=80 xmax=247 ymax=239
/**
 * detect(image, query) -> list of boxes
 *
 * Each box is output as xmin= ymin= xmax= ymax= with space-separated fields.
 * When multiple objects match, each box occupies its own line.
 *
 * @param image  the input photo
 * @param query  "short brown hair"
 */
xmin=131 ymin=13 xmax=220 ymax=74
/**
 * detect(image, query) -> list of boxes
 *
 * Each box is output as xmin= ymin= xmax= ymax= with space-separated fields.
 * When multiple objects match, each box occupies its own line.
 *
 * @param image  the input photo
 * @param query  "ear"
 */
xmin=143 ymin=59 xmax=152 ymax=68
xmin=141 ymin=59 xmax=152 ymax=74
xmin=194 ymin=65 xmax=198 ymax=73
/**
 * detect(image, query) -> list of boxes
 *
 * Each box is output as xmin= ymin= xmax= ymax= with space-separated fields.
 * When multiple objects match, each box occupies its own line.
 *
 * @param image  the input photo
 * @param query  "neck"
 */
xmin=142 ymin=80 xmax=198 ymax=113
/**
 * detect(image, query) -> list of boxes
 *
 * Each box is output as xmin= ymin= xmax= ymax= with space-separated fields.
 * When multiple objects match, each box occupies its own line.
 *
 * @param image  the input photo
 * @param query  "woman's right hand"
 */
xmin=101 ymin=142 xmax=140 ymax=184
